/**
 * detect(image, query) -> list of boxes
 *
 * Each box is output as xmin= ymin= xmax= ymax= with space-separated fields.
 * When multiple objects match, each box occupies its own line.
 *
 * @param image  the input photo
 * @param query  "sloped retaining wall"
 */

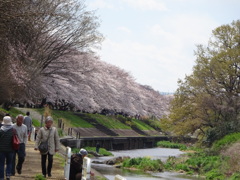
xmin=60 ymin=136 xmax=170 ymax=150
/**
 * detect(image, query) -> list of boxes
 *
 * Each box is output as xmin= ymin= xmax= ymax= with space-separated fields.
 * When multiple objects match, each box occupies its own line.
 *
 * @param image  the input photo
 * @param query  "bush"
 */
xmin=205 ymin=169 xmax=225 ymax=180
xmin=122 ymin=157 xmax=164 ymax=172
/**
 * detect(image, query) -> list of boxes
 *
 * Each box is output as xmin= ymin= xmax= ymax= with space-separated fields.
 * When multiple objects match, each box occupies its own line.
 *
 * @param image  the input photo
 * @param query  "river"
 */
xmin=91 ymin=147 xmax=204 ymax=180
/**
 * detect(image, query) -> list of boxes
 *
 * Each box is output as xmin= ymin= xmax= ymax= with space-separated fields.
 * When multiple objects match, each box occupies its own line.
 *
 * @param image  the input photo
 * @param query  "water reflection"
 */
xmin=91 ymin=147 xmax=204 ymax=180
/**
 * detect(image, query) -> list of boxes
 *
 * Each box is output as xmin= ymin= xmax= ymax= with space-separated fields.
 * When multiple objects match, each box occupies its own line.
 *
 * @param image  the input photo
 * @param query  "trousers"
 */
xmin=41 ymin=152 xmax=53 ymax=176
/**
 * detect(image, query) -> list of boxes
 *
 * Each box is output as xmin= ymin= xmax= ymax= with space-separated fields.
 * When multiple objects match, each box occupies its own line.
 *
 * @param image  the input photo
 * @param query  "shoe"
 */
xmin=48 ymin=173 xmax=52 ymax=177
xmin=16 ymin=167 xmax=21 ymax=174
xmin=6 ymin=176 xmax=10 ymax=180
xmin=42 ymin=174 xmax=46 ymax=178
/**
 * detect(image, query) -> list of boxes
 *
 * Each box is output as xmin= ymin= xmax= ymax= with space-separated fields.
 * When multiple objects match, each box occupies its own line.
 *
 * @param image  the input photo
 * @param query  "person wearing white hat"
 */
xmin=0 ymin=116 xmax=14 ymax=180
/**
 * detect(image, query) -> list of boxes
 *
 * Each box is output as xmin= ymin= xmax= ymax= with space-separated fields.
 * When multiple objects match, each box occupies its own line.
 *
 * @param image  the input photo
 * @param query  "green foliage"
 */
xmin=57 ymin=128 xmax=64 ymax=137
xmin=164 ymin=156 xmax=177 ymax=170
xmin=35 ymin=174 xmax=46 ymax=180
xmin=36 ymin=109 xmax=94 ymax=128
xmin=0 ymin=107 xmax=24 ymax=119
xmin=131 ymin=119 xmax=155 ymax=130
xmin=175 ymin=163 xmax=191 ymax=173
xmin=211 ymin=133 xmax=240 ymax=152
xmin=229 ymin=172 xmax=240 ymax=180
xmin=32 ymin=108 xmax=160 ymax=131
xmin=161 ymin=20 xmax=240 ymax=145
xmin=86 ymin=113 xmax=131 ymax=129
xmin=122 ymin=157 xmax=164 ymax=172
xmin=32 ymin=118 xmax=41 ymax=127
xmin=205 ymin=169 xmax=225 ymax=180
xmin=164 ymin=151 xmax=227 ymax=179
xmin=156 ymin=141 xmax=187 ymax=150
xmin=72 ymin=147 xmax=113 ymax=156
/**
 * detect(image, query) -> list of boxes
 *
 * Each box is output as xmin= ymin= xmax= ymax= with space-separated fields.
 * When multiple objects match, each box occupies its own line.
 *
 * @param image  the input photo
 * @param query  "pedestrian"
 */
xmin=96 ymin=142 xmax=100 ymax=153
xmin=23 ymin=112 xmax=32 ymax=141
xmin=34 ymin=116 xmax=60 ymax=178
xmin=0 ymin=116 xmax=14 ymax=180
xmin=69 ymin=148 xmax=88 ymax=180
xmin=12 ymin=114 xmax=28 ymax=176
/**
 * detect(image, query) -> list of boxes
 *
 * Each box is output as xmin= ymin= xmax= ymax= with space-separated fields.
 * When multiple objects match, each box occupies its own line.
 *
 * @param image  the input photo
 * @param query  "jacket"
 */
xmin=35 ymin=126 xmax=60 ymax=155
xmin=0 ymin=128 xmax=14 ymax=152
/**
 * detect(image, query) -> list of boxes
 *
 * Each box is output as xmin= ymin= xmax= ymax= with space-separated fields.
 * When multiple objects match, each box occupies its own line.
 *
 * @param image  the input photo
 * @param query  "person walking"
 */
xmin=96 ymin=142 xmax=100 ymax=153
xmin=12 ymin=114 xmax=28 ymax=176
xmin=34 ymin=116 xmax=60 ymax=178
xmin=0 ymin=116 xmax=14 ymax=180
xmin=23 ymin=112 xmax=32 ymax=141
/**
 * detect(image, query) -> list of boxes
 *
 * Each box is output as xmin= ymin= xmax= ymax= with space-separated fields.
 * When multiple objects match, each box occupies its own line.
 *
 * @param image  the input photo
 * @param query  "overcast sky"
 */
xmin=86 ymin=0 xmax=240 ymax=93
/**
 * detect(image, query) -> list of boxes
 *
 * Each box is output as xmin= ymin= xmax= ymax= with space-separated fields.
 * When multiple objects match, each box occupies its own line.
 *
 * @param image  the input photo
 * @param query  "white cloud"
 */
xmin=98 ymin=14 xmax=218 ymax=92
xmin=121 ymin=0 xmax=168 ymax=11
xmin=98 ymin=38 xmax=186 ymax=92
xmin=117 ymin=26 xmax=132 ymax=34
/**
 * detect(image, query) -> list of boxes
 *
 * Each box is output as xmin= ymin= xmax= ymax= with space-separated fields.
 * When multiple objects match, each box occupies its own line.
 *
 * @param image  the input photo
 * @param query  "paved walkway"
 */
xmin=16 ymin=107 xmax=43 ymax=122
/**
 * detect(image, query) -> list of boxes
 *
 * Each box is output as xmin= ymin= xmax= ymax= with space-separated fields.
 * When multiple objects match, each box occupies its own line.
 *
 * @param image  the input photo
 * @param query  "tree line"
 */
xmin=161 ymin=20 xmax=240 ymax=145
xmin=0 ymin=0 xmax=172 ymax=119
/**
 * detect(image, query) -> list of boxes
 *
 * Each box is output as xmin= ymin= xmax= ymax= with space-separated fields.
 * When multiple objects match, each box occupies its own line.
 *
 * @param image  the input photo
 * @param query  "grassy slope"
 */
xmin=0 ymin=107 xmax=41 ymax=126
xmin=4 ymin=107 xmax=156 ymax=131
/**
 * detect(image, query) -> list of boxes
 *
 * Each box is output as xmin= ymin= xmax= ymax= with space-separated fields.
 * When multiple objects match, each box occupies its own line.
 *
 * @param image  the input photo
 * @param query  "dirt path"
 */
xmin=12 ymin=108 xmax=107 ymax=180
xmin=11 ymin=141 xmax=65 ymax=180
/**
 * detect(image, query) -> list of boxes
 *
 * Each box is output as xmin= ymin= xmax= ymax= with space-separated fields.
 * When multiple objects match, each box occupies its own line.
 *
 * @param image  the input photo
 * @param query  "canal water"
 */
xmin=91 ymin=147 xmax=204 ymax=180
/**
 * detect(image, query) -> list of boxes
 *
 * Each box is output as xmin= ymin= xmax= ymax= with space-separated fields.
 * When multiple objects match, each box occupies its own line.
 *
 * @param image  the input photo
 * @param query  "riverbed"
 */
xmin=91 ymin=147 xmax=204 ymax=180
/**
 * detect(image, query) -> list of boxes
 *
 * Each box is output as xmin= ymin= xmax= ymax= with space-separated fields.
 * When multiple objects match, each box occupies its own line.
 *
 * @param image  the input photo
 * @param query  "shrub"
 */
xmin=205 ymin=169 xmax=225 ymax=180
xmin=122 ymin=157 xmax=164 ymax=172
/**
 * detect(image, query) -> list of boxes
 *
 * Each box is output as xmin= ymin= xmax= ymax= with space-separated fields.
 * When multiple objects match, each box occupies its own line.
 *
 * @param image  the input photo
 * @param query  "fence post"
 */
xmin=82 ymin=157 xmax=91 ymax=180
xmin=114 ymin=174 xmax=126 ymax=180
xmin=64 ymin=147 xmax=71 ymax=180
xmin=31 ymin=127 xmax=35 ymax=141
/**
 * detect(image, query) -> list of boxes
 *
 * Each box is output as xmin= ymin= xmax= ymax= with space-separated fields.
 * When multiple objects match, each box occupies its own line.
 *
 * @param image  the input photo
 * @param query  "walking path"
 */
xmin=12 ymin=107 xmax=107 ymax=180
xmin=11 ymin=141 xmax=65 ymax=180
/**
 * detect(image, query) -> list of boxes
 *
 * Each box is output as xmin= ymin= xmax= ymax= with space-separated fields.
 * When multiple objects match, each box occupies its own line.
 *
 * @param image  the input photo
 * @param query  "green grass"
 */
xmin=211 ymin=132 xmax=240 ymax=152
xmin=35 ymin=109 xmax=94 ymax=128
xmin=0 ymin=107 xmax=24 ymax=119
xmin=156 ymin=141 xmax=187 ymax=150
xmin=1 ymin=107 xmax=160 ymax=132
xmin=35 ymin=174 xmax=46 ymax=180
xmin=131 ymin=119 xmax=155 ymax=130
xmin=72 ymin=146 xmax=113 ymax=156
xmin=122 ymin=157 xmax=164 ymax=172
xmin=84 ymin=113 xmax=131 ymax=129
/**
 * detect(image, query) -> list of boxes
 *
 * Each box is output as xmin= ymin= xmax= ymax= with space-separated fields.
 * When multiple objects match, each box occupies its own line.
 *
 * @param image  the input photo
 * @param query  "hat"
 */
xmin=79 ymin=148 xmax=88 ymax=155
xmin=45 ymin=116 xmax=53 ymax=123
xmin=2 ymin=116 xmax=12 ymax=125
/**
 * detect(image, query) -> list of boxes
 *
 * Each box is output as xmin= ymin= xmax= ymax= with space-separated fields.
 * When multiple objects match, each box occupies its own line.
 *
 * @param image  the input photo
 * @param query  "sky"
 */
xmin=86 ymin=0 xmax=240 ymax=93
